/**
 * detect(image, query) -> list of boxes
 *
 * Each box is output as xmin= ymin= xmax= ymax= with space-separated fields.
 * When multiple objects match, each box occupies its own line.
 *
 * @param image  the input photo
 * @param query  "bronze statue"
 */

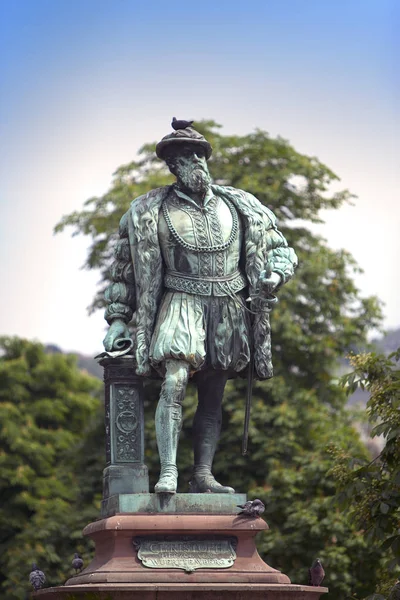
xmin=103 ymin=121 xmax=298 ymax=494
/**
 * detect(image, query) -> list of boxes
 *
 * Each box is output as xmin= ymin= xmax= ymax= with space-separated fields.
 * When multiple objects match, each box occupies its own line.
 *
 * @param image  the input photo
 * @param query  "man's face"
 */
xmin=167 ymin=144 xmax=211 ymax=194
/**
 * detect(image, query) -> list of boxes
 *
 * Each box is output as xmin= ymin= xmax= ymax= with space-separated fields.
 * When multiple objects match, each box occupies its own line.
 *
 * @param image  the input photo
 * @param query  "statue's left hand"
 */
xmin=258 ymin=270 xmax=281 ymax=295
xmin=103 ymin=318 xmax=131 ymax=352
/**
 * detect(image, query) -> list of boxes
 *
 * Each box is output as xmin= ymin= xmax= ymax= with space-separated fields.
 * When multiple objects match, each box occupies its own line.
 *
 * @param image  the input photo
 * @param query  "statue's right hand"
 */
xmin=103 ymin=319 xmax=131 ymax=352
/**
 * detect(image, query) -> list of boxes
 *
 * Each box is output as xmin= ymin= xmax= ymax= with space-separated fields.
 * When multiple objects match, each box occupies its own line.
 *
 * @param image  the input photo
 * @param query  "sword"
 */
xmin=242 ymin=340 xmax=254 ymax=456
xmin=242 ymin=265 xmax=274 ymax=455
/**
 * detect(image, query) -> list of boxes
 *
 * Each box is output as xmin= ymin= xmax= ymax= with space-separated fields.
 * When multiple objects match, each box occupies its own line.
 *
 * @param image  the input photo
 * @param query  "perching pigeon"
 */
xmin=29 ymin=563 xmax=46 ymax=591
xmin=308 ymin=558 xmax=325 ymax=586
xmin=237 ymin=498 xmax=265 ymax=517
xmin=171 ymin=117 xmax=194 ymax=130
xmin=72 ymin=552 xmax=84 ymax=574
xmin=388 ymin=581 xmax=400 ymax=600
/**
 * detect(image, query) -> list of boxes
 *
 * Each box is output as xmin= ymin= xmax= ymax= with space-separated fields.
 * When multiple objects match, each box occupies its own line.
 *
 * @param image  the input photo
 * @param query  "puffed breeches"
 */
xmin=149 ymin=291 xmax=251 ymax=373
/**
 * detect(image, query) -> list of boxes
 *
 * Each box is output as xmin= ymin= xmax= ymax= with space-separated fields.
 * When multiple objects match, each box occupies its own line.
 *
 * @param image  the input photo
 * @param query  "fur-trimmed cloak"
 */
xmin=104 ymin=184 xmax=298 ymax=379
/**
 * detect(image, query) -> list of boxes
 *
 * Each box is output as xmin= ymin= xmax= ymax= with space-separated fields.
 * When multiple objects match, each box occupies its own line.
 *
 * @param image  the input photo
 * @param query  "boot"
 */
xmin=189 ymin=413 xmax=235 ymax=494
xmin=154 ymin=360 xmax=189 ymax=494
xmin=189 ymin=472 xmax=235 ymax=494
xmin=154 ymin=401 xmax=181 ymax=494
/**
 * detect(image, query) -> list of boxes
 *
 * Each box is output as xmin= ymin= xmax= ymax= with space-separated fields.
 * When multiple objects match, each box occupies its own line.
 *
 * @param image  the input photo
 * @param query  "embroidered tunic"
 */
xmin=149 ymin=187 xmax=251 ymax=372
xmin=104 ymin=183 xmax=298 ymax=379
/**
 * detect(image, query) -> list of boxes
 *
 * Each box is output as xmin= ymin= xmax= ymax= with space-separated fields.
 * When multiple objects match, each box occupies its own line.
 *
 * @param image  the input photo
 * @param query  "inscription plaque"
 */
xmin=134 ymin=536 xmax=237 ymax=573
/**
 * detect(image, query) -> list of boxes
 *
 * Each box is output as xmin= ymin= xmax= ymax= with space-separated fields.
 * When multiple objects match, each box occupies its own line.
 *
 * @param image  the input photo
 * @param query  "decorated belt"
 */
xmin=164 ymin=270 xmax=247 ymax=297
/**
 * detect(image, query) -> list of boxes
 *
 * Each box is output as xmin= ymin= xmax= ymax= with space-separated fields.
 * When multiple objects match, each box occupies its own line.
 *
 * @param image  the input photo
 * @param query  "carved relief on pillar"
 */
xmin=113 ymin=385 xmax=140 ymax=462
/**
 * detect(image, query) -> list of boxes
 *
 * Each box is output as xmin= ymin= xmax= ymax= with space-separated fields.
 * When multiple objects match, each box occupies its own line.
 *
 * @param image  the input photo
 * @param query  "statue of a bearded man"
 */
xmin=103 ymin=122 xmax=298 ymax=494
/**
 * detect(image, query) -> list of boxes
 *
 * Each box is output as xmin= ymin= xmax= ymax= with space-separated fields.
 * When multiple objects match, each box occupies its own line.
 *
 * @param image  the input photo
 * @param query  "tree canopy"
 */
xmin=50 ymin=121 xmax=388 ymax=598
xmin=332 ymin=348 xmax=400 ymax=598
xmin=0 ymin=337 xmax=103 ymax=599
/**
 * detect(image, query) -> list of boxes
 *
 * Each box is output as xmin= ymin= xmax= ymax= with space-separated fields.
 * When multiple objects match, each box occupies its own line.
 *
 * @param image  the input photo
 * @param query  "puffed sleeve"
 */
xmin=262 ymin=206 xmax=298 ymax=285
xmin=104 ymin=212 xmax=136 ymax=324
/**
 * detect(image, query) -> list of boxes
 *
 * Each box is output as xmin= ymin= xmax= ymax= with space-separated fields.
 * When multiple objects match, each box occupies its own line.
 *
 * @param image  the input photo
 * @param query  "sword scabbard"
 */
xmin=242 ymin=335 xmax=255 ymax=456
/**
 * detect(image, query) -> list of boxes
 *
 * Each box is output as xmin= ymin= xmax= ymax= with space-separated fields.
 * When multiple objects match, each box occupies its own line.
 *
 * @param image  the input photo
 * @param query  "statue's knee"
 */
xmin=162 ymin=361 xmax=189 ymax=398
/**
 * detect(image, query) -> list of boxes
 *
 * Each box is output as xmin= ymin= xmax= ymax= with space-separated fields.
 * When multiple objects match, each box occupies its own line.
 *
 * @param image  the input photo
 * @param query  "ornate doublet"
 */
xmin=150 ymin=186 xmax=251 ymax=373
xmin=158 ymin=188 xmax=247 ymax=297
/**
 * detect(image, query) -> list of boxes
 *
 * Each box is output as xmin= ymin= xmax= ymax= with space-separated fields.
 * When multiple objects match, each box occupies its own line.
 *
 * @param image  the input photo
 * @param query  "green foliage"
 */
xmin=0 ymin=337 xmax=103 ymax=600
xmin=51 ymin=121 xmax=386 ymax=598
xmin=331 ymin=349 xmax=400 ymax=597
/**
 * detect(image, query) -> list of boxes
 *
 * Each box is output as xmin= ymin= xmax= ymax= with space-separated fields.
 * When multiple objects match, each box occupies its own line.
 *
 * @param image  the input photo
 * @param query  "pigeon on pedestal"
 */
xmin=29 ymin=563 xmax=46 ymax=591
xmin=308 ymin=558 xmax=325 ymax=586
xmin=389 ymin=581 xmax=400 ymax=600
xmin=237 ymin=498 xmax=265 ymax=517
xmin=72 ymin=552 xmax=84 ymax=574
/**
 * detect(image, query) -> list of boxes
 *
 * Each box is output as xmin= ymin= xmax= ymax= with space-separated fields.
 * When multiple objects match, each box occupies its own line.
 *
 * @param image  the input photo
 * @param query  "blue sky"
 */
xmin=0 ymin=0 xmax=399 ymax=353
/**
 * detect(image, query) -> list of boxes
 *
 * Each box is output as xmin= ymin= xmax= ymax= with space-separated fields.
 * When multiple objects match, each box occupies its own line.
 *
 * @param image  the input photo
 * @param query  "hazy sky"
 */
xmin=0 ymin=0 xmax=399 ymax=355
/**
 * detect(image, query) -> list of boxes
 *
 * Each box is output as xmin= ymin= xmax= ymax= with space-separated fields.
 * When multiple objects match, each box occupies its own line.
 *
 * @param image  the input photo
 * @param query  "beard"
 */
xmin=177 ymin=164 xmax=212 ymax=194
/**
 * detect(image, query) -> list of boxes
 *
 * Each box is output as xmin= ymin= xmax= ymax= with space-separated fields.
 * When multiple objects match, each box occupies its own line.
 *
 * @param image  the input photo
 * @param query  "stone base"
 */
xmin=32 ymin=514 xmax=328 ymax=599
xmin=33 ymin=582 xmax=328 ymax=599
xmin=103 ymin=465 xmax=149 ymax=498
xmin=101 ymin=493 xmax=247 ymax=518
xmin=63 ymin=514 xmax=288 ymax=585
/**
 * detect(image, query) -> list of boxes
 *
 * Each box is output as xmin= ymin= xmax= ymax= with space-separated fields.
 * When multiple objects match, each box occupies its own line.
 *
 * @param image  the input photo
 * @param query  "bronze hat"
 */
xmin=156 ymin=126 xmax=212 ymax=160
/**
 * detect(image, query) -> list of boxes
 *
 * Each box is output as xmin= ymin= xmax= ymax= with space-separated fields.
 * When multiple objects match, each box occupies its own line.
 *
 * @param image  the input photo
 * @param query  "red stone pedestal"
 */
xmin=33 ymin=514 xmax=327 ymax=599
xmin=34 ymin=583 xmax=327 ymax=599
xmin=70 ymin=514 xmax=289 ymax=585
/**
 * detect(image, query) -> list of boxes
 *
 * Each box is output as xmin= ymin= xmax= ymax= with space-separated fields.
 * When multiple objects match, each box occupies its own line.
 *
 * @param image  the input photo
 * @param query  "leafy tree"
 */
xmin=55 ymin=121 xmax=385 ymax=598
xmin=0 ymin=337 xmax=102 ymax=599
xmin=331 ymin=348 xmax=400 ymax=598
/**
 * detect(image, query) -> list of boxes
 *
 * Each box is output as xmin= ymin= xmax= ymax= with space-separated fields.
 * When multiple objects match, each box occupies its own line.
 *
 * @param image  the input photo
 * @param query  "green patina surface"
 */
xmin=101 ymin=123 xmax=298 ymax=496
xmin=101 ymin=492 xmax=247 ymax=517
